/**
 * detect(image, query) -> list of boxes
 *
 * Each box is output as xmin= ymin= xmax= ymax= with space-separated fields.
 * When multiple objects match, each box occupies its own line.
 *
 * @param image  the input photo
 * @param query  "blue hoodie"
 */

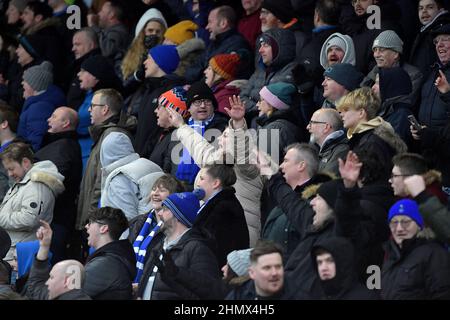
xmin=17 ymin=85 xmax=66 ymax=151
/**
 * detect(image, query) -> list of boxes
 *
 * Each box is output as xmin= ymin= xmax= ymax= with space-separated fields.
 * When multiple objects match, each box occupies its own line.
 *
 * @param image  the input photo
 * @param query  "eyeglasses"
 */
xmin=433 ymin=36 xmax=450 ymax=45
xmin=308 ymin=120 xmax=328 ymax=126
xmin=389 ymin=219 xmax=413 ymax=229
xmin=89 ymin=103 xmax=106 ymax=109
xmin=191 ymin=99 xmax=213 ymax=107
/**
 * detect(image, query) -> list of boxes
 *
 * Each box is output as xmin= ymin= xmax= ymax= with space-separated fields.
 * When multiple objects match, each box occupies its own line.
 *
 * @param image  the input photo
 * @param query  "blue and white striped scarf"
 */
xmin=176 ymin=116 xmax=214 ymax=185
xmin=133 ymin=210 xmax=162 ymax=284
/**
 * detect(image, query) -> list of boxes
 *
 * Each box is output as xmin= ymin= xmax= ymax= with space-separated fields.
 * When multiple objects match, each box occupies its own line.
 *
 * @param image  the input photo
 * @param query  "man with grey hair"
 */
xmin=307 ymin=108 xmax=349 ymax=176
xmin=262 ymin=143 xmax=328 ymax=260
xmin=361 ymin=30 xmax=423 ymax=105
xmin=66 ymin=27 xmax=101 ymax=109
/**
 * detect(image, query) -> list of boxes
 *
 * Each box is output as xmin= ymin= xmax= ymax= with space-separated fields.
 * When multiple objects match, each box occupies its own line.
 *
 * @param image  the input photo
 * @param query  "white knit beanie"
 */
xmin=135 ymin=8 xmax=168 ymax=38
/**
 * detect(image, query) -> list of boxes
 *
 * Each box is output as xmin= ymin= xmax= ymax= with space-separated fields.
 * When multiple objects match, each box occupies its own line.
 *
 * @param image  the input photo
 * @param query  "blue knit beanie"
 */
xmin=149 ymin=45 xmax=180 ymax=74
xmin=323 ymin=63 xmax=363 ymax=91
xmin=388 ymin=199 xmax=424 ymax=230
xmin=162 ymin=189 xmax=205 ymax=227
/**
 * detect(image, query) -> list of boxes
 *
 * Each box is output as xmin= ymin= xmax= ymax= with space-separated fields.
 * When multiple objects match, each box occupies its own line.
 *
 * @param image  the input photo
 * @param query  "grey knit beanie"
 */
xmin=372 ymin=30 xmax=403 ymax=54
xmin=227 ymin=248 xmax=252 ymax=277
xmin=23 ymin=61 xmax=53 ymax=92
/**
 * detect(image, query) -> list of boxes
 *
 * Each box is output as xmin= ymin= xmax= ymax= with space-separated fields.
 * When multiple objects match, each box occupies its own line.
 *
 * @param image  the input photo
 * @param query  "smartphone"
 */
xmin=407 ymin=115 xmax=422 ymax=131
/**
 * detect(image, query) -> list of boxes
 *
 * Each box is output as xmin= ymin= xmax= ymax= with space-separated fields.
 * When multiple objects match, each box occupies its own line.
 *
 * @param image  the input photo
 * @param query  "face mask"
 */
xmin=144 ymin=35 xmax=160 ymax=50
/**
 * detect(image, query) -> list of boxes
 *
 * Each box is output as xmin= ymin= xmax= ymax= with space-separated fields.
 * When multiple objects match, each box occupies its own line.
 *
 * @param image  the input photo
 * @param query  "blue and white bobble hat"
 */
xmin=162 ymin=189 xmax=205 ymax=227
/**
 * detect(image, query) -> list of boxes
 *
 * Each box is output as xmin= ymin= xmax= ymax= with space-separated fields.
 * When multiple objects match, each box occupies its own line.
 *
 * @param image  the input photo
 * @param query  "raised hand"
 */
xmin=166 ymin=107 xmax=186 ymax=128
xmin=35 ymin=220 xmax=52 ymax=261
xmin=435 ymin=70 xmax=450 ymax=94
xmin=403 ymin=175 xmax=426 ymax=198
xmin=225 ymin=95 xmax=245 ymax=128
xmin=338 ymin=151 xmax=363 ymax=188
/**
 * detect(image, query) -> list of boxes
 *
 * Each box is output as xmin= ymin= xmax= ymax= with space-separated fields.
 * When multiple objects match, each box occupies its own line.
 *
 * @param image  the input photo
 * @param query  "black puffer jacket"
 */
xmin=137 ymin=228 xmax=220 ymax=300
xmin=378 ymin=67 xmax=414 ymax=147
xmin=381 ymin=237 xmax=450 ymax=300
xmin=83 ymin=239 xmax=136 ymax=300
xmin=311 ymin=237 xmax=380 ymax=300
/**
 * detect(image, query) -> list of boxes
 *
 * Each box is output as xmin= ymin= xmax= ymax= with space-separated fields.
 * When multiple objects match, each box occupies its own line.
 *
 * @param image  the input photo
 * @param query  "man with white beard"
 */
xmin=307 ymin=108 xmax=348 ymax=176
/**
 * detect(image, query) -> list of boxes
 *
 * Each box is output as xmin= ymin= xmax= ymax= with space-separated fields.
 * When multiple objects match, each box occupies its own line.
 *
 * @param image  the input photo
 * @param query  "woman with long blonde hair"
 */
xmin=121 ymin=8 xmax=167 ymax=83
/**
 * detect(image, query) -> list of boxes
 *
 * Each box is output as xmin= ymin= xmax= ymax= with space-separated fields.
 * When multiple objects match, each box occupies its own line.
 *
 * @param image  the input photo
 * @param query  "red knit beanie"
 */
xmin=209 ymin=53 xmax=240 ymax=80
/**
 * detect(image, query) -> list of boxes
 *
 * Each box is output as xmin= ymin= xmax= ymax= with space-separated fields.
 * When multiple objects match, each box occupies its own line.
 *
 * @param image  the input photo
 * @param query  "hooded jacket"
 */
xmin=378 ymin=67 xmax=414 ymax=146
xmin=381 ymin=237 xmax=450 ymax=300
xmin=240 ymin=28 xmax=297 ymax=115
xmin=0 ymin=161 xmax=64 ymax=260
xmin=311 ymin=237 xmax=379 ymax=300
xmin=361 ymin=62 xmax=423 ymax=106
xmin=83 ymin=239 xmax=136 ymax=300
xmin=17 ymin=85 xmax=67 ymax=151
xmin=100 ymin=132 xmax=163 ymax=220
xmin=76 ymin=115 xmax=133 ymax=230
xmin=175 ymin=38 xmax=206 ymax=78
xmin=319 ymin=33 xmax=356 ymax=69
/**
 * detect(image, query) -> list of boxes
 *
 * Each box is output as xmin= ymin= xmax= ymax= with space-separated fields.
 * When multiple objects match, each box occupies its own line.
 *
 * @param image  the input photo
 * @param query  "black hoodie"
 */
xmin=378 ymin=67 xmax=414 ymax=146
xmin=311 ymin=237 xmax=379 ymax=300
xmin=84 ymin=239 xmax=136 ymax=300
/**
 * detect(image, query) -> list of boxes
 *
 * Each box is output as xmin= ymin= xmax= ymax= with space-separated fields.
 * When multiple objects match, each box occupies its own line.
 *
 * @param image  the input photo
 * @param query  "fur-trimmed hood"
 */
xmin=348 ymin=117 xmax=407 ymax=154
xmin=176 ymin=38 xmax=205 ymax=59
xmin=301 ymin=172 xmax=337 ymax=200
xmin=22 ymin=160 xmax=65 ymax=196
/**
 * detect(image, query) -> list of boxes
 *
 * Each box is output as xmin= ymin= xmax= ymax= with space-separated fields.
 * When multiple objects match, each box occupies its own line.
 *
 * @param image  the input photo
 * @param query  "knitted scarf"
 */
xmin=176 ymin=116 xmax=214 ymax=185
xmin=133 ymin=210 xmax=162 ymax=284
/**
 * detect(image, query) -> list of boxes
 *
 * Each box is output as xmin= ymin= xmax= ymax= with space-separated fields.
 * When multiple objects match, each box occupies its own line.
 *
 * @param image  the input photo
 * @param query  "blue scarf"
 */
xmin=133 ymin=210 xmax=162 ymax=284
xmin=176 ymin=116 xmax=214 ymax=185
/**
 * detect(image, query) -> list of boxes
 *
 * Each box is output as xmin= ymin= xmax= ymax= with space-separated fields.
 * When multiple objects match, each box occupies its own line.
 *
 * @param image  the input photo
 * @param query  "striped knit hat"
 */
xmin=209 ymin=53 xmax=240 ymax=80
xmin=158 ymin=86 xmax=189 ymax=118
xmin=162 ymin=189 xmax=205 ymax=227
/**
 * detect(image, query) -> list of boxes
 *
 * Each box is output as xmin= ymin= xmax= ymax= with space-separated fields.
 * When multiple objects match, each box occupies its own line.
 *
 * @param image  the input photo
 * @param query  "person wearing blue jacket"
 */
xmin=17 ymin=61 xmax=66 ymax=151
